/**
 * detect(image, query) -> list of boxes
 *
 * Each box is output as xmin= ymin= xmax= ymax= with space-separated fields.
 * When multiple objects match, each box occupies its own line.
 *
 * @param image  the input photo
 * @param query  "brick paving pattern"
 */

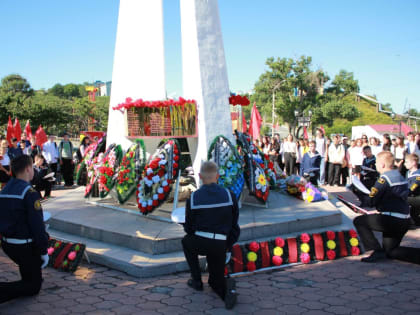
xmin=1 ymin=229 xmax=419 ymax=314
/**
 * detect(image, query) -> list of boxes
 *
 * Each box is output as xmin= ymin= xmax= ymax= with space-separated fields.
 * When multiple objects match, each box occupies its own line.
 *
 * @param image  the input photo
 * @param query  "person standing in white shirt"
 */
xmin=328 ymin=135 xmax=345 ymax=186
xmin=283 ymin=134 xmax=298 ymax=176
xmin=406 ymin=132 xmax=420 ymax=156
xmin=315 ymin=129 xmax=328 ymax=185
xmin=42 ymin=135 xmax=59 ymax=182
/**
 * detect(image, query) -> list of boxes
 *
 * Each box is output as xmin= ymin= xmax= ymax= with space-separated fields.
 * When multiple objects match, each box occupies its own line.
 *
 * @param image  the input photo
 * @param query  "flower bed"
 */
xmin=136 ymin=139 xmax=180 ymax=215
xmin=116 ymin=140 xmax=146 ymax=204
xmin=208 ymin=135 xmax=244 ymax=200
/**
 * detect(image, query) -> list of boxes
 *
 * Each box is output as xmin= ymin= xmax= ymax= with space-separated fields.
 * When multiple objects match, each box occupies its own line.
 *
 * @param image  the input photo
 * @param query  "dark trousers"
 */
xmin=328 ymin=163 xmax=341 ymax=185
xmin=34 ymin=180 xmax=52 ymax=198
xmin=408 ymin=196 xmax=420 ymax=225
xmin=0 ymin=242 xmax=43 ymax=303
xmin=61 ymin=158 xmax=74 ymax=186
xmin=340 ymin=167 xmax=348 ymax=186
xmin=182 ymin=234 xmax=226 ymax=300
xmin=354 ymin=214 xmax=420 ymax=264
xmin=284 ymin=152 xmax=296 ymax=176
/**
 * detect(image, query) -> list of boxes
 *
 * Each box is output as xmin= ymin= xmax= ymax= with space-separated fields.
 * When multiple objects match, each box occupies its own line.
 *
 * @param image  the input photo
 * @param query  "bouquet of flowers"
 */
xmin=137 ymin=139 xmax=180 ymax=215
xmin=116 ymin=140 xmax=146 ymax=204
xmin=98 ymin=145 xmax=123 ymax=198
xmin=84 ymin=152 xmax=105 ymax=198
xmin=208 ymin=135 xmax=244 ymax=200
xmin=285 ymin=175 xmax=307 ymax=198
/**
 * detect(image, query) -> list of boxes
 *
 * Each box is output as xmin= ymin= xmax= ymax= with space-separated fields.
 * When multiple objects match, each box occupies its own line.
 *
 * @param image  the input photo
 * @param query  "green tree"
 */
xmin=327 ymin=70 xmax=359 ymax=95
xmin=63 ymin=83 xmax=80 ymax=99
xmin=49 ymin=83 xmax=65 ymax=98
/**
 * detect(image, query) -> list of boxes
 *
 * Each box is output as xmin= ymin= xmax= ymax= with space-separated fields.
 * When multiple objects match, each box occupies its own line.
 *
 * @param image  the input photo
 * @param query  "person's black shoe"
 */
xmin=361 ymin=250 xmax=386 ymax=263
xmin=224 ymin=278 xmax=237 ymax=310
xmin=187 ymin=279 xmax=203 ymax=291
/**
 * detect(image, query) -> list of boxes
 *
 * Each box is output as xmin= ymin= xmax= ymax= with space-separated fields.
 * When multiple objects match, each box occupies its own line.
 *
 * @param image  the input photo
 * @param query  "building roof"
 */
xmin=369 ymin=123 xmax=413 ymax=135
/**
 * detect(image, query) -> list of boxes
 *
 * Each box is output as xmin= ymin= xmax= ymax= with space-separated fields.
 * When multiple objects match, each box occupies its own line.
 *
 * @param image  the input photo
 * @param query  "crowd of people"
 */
xmin=0 ymin=132 xmax=89 ymax=199
xmin=253 ymin=129 xmax=420 ymax=187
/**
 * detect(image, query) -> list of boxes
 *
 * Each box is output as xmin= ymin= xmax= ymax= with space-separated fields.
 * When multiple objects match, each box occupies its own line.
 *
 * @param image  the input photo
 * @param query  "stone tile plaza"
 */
xmin=1 ymin=0 xmax=420 ymax=314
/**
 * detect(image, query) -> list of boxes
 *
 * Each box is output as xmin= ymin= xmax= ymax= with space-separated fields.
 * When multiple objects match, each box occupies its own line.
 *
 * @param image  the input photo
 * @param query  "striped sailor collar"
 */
xmin=190 ymin=187 xmax=233 ymax=209
xmin=381 ymin=170 xmax=408 ymax=187
xmin=407 ymin=169 xmax=420 ymax=178
xmin=0 ymin=178 xmax=32 ymax=199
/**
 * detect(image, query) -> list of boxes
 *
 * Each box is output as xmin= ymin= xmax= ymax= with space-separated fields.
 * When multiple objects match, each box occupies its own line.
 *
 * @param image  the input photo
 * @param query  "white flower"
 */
xmin=159 ymin=160 xmax=167 ymax=165
xmin=146 ymin=168 xmax=153 ymax=175
xmin=164 ymin=174 xmax=168 ymax=179
xmin=262 ymin=186 xmax=266 ymax=193
xmin=250 ymin=145 xmax=255 ymax=150
xmin=153 ymin=194 xmax=158 ymax=200
xmin=162 ymin=180 xmax=168 ymax=187
xmin=157 ymin=187 xmax=164 ymax=194
xmin=142 ymin=202 xmax=147 ymax=207
xmin=227 ymin=161 xmax=232 ymax=168
xmin=159 ymin=154 xmax=165 ymax=159
xmin=219 ymin=169 xmax=225 ymax=176
xmin=164 ymin=144 xmax=171 ymax=150
xmin=256 ymin=183 xmax=262 ymax=190
xmin=152 ymin=175 xmax=160 ymax=183
xmin=148 ymin=199 xmax=153 ymax=206
xmin=145 ymin=180 xmax=153 ymax=187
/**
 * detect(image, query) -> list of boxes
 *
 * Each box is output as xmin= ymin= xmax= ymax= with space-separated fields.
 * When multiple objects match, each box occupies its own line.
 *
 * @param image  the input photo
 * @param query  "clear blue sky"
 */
xmin=0 ymin=0 xmax=419 ymax=114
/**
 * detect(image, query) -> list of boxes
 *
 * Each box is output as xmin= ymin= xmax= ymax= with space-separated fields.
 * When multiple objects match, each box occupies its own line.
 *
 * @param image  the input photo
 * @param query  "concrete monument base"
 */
xmin=44 ymin=187 xmax=347 ymax=278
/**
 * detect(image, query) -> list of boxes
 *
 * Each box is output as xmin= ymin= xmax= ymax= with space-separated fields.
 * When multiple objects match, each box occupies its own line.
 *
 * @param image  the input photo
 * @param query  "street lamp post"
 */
xmin=271 ymin=80 xmax=286 ymax=137
xmin=294 ymin=110 xmax=313 ymax=138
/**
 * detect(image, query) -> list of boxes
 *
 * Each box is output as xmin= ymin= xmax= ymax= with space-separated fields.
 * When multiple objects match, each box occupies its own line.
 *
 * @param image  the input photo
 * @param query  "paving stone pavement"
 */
xmin=1 ymin=229 xmax=419 ymax=315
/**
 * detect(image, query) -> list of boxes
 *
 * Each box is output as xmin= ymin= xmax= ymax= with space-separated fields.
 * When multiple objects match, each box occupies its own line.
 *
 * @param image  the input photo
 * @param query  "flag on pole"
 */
xmin=242 ymin=112 xmax=247 ymax=133
xmin=6 ymin=116 xmax=14 ymax=147
xmin=24 ymin=120 xmax=32 ymax=141
xmin=303 ymin=126 xmax=308 ymax=139
xmin=14 ymin=118 xmax=22 ymax=142
xmin=248 ymin=102 xmax=262 ymax=139
xmin=35 ymin=125 xmax=48 ymax=148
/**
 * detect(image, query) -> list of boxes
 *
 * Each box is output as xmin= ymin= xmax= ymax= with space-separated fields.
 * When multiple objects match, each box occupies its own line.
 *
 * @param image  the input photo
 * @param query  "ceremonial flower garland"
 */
xmin=116 ymin=140 xmax=146 ymax=204
xmin=229 ymin=94 xmax=250 ymax=106
xmin=207 ymin=135 xmax=244 ymax=200
xmin=47 ymin=238 xmax=85 ymax=272
xmin=98 ymin=145 xmax=123 ymax=198
xmin=84 ymin=153 xmax=105 ymax=198
xmin=137 ymin=139 xmax=180 ymax=215
xmin=227 ymin=230 xmax=363 ymax=275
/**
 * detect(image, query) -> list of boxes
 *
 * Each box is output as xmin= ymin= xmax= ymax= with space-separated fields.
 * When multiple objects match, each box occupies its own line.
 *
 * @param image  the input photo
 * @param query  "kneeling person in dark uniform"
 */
xmin=0 ymin=155 xmax=49 ymax=303
xmin=353 ymin=151 xmax=420 ymax=263
xmin=182 ymin=161 xmax=240 ymax=309
xmin=405 ymin=153 xmax=420 ymax=226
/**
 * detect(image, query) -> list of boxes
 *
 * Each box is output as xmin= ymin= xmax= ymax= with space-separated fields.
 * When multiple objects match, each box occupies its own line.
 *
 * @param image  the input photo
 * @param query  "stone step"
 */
xmin=44 ymin=187 xmax=342 ymax=255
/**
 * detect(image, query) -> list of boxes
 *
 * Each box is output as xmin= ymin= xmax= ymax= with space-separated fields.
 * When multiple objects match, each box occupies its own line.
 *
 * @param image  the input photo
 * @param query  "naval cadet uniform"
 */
xmin=354 ymin=169 xmax=420 ymax=264
xmin=0 ymin=177 xmax=49 ymax=303
xmin=182 ymin=183 xmax=240 ymax=300
xmin=407 ymin=169 xmax=420 ymax=226
xmin=360 ymin=155 xmax=378 ymax=190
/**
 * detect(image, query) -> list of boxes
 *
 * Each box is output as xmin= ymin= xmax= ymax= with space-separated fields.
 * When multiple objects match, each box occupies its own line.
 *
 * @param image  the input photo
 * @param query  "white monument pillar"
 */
xmin=107 ymin=0 xmax=166 ymax=148
xmin=180 ymin=0 xmax=234 ymax=181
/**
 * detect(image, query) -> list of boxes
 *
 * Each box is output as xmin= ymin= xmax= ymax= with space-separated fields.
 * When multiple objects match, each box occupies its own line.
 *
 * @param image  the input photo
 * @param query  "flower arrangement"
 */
xmin=207 ymin=135 xmax=244 ymax=200
xmin=116 ymin=140 xmax=146 ymax=204
xmin=112 ymin=97 xmax=196 ymax=111
xmin=285 ymin=175 xmax=307 ymax=198
xmin=84 ymin=152 xmax=105 ymax=198
xmin=75 ymin=136 xmax=106 ymax=185
xmin=302 ymin=183 xmax=328 ymax=203
xmin=137 ymin=139 xmax=180 ymax=215
xmin=47 ymin=238 xmax=85 ymax=272
xmin=229 ymin=94 xmax=250 ymax=106
xmin=235 ymin=131 xmax=270 ymax=203
xmin=98 ymin=145 xmax=123 ymax=198
xmin=227 ymin=230 xmax=363 ymax=275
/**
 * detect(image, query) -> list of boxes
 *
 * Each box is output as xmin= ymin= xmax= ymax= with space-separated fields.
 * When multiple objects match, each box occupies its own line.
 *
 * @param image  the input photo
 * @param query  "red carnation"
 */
xmin=174 ymin=155 xmax=179 ymax=161
xmin=173 ymin=170 xmax=177 ymax=176
xmin=152 ymin=200 xmax=159 ymax=206
xmin=158 ymin=169 xmax=165 ymax=177
xmin=147 ymin=205 xmax=153 ymax=211
xmin=349 ymin=229 xmax=358 ymax=238
xmin=249 ymin=241 xmax=260 ymax=252
xmin=268 ymin=162 xmax=274 ymax=169
xmin=259 ymin=163 xmax=264 ymax=168
xmin=256 ymin=191 xmax=262 ymax=198
xmin=149 ymin=161 xmax=159 ymax=169
xmin=158 ymin=193 xmax=165 ymax=200
xmin=160 ymin=164 xmax=165 ymax=169
xmin=275 ymin=237 xmax=285 ymax=247
xmin=272 ymin=255 xmax=283 ymax=266
xmin=129 ymin=151 xmax=134 ymax=158
xmin=173 ymin=163 xmax=179 ymax=169
xmin=247 ymin=261 xmax=256 ymax=272
xmin=174 ymin=149 xmax=179 ymax=155
xmin=163 ymin=186 xmax=170 ymax=193
xmin=252 ymin=149 xmax=257 ymax=154
xmin=224 ymin=266 xmax=228 ymax=276
xmin=326 ymin=231 xmax=336 ymax=240
xmin=327 ymin=250 xmax=336 ymax=260
xmin=147 ymin=174 xmax=153 ymax=180
xmin=351 ymin=246 xmax=360 ymax=256
xmin=300 ymin=233 xmax=310 ymax=243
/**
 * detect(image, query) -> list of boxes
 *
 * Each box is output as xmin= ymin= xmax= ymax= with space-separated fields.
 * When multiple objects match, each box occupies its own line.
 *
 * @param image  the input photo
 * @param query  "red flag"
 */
xmin=24 ymin=120 xmax=32 ymax=141
xmin=14 ymin=118 xmax=22 ymax=142
xmin=6 ymin=116 xmax=14 ymax=147
xmin=35 ymin=125 xmax=48 ymax=148
xmin=303 ymin=126 xmax=308 ymax=139
xmin=248 ymin=102 xmax=262 ymax=139
xmin=242 ymin=112 xmax=247 ymax=133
